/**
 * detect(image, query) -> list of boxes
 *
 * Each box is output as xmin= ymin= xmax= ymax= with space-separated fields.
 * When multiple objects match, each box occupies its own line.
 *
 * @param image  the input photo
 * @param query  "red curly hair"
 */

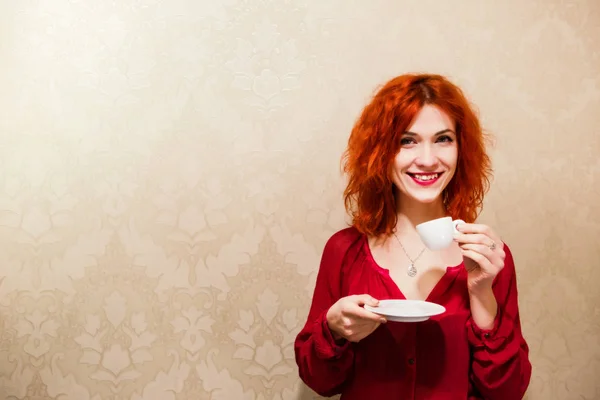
xmin=342 ymin=73 xmax=492 ymax=237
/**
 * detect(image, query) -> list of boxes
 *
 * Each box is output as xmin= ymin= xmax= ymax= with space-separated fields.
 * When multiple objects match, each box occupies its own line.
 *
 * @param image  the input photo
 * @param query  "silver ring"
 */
xmin=489 ymin=241 xmax=496 ymax=251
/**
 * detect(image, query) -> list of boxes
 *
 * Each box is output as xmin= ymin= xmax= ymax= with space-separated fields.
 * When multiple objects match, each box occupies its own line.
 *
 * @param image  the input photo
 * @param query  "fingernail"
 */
xmin=380 ymin=318 xmax=387 ymax=324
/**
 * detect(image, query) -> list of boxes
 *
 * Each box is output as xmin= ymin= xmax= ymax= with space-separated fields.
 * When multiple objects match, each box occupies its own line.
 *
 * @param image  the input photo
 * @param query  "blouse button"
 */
xmin=484 ymin=333 xmax=491 ymax=339
xmin=408 ymin=358 xmax=415 ymax=365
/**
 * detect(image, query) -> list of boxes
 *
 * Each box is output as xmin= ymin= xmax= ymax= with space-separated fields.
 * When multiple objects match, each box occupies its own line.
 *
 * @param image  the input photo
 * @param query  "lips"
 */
xmin=407 ymin=172 xmax=443 ymax=186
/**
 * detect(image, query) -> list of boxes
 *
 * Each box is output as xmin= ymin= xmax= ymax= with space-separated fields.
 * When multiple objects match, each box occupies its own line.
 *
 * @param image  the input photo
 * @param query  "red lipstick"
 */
xmin=408 ymin=172 xmax=442 ymax=186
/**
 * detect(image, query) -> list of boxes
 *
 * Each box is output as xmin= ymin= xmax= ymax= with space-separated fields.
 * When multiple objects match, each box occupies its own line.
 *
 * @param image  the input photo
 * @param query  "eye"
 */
xmin=436 ymin=135 xmax=454 ymax=143
xmin=400 ymin=137 xmax=416 ymax=146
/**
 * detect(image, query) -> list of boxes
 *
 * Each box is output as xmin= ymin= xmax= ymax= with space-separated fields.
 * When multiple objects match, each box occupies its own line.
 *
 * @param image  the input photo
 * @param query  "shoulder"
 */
xmin=324 ymin=226 xmax=363 ymax=248
xmin=321 ymin=226 xmax=365 ymax=259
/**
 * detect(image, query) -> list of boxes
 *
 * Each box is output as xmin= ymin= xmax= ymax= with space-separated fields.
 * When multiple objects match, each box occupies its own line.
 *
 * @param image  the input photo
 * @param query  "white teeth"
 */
xmin=414 ymin=174 xmax=439 ymax=181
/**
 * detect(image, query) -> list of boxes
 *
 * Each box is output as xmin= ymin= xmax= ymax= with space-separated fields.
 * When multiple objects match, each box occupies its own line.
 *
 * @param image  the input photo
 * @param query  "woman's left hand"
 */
xmin=453 ymin=223 xmax=506 ymax=293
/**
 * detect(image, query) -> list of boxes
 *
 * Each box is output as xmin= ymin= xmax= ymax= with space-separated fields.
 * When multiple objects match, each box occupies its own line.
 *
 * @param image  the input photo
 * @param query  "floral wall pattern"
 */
xmin=0 ymin=0 xmax=598 ymax=399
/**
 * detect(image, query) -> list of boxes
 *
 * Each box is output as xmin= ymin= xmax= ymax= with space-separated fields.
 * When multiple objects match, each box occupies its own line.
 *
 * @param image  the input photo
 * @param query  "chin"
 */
xmin=409 ymin=193 xmax=444 ymax=204
xmin=398 ymin=176 xmax=450 ymax=206
xmin=397 ymin=183 xmax=446 ymax=204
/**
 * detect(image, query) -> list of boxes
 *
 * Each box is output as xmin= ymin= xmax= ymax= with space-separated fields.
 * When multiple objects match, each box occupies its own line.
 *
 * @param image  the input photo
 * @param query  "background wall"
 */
xmin=0 ymin=0 xmax=598 ymax=399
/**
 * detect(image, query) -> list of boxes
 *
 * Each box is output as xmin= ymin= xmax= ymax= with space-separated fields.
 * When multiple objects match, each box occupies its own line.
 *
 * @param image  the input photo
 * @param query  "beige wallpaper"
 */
xmin=0 ymin=0 xmax=598 ymax=399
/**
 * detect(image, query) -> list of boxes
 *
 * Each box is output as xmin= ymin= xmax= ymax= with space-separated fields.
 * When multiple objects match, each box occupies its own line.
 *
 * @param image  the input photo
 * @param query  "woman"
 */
xmin=294 ymin=74 xmax=532 ymax=399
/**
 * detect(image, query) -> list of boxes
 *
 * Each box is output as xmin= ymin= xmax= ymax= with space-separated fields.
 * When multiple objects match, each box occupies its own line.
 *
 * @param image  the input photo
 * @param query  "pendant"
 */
xmin=407 ymin=263 xmax=417 ymax=277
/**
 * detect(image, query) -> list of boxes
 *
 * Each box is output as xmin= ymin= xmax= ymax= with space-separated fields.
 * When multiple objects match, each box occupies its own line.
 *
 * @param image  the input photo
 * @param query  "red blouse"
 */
xmin=294 ymin=227 xmax=531 ymax=399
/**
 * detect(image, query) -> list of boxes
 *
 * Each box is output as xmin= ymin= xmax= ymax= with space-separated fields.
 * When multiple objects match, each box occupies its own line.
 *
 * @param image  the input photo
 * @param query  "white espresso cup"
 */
xmin=416 ymin=216 xmax=465 ymax=251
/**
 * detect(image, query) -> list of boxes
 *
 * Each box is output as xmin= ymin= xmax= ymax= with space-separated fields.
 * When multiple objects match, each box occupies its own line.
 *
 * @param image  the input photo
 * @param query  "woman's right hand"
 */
xmin=326 ymin=294 xmax=386 ymax=343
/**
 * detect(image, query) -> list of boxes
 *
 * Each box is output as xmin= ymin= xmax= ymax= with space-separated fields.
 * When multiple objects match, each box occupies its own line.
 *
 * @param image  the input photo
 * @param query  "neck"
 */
xmin=395 ymin=193 xmax=448 ymax=231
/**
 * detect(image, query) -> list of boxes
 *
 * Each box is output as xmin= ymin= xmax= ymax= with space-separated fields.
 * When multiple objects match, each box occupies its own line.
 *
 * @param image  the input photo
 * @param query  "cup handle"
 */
xmin=453 ymin=219 xmax=465 ymax=233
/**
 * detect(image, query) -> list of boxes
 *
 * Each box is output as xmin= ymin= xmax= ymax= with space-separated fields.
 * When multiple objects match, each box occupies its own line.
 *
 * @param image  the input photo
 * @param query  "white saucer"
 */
xmin=364 ymin=299 xmax=446 ymax=322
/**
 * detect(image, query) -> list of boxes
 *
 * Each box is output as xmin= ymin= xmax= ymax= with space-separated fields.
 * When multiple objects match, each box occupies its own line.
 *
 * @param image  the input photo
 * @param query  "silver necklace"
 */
xmin=392 ymin=231 xmax=426 ymax=277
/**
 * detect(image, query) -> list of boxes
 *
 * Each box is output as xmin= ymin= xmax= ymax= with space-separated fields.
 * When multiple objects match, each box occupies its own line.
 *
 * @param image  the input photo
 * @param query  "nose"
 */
xmin=414 ymin=143 xmax=438 ymax=168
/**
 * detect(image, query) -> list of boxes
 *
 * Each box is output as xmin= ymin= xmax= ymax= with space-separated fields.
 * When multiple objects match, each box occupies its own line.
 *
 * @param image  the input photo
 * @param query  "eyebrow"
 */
xmin=403 ymin=129 xmax=455 ymax=136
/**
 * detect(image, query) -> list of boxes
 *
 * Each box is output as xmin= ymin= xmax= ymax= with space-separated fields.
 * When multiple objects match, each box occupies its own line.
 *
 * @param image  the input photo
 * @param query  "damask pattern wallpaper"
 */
xmin=0 ymin=0 xmax=598 ymax=399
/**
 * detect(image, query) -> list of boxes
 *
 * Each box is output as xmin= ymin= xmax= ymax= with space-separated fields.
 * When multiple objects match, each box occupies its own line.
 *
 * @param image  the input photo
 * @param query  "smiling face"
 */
xmin=392 ymin=104 xmax=458 ymax=206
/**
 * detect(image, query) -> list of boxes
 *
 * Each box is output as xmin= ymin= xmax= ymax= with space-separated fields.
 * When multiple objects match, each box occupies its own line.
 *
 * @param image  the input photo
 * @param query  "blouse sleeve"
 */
xmin=467 ymin=243 xmax=533 ymax=400
xmin=294 ymin=229 xmax=358 ymax=397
